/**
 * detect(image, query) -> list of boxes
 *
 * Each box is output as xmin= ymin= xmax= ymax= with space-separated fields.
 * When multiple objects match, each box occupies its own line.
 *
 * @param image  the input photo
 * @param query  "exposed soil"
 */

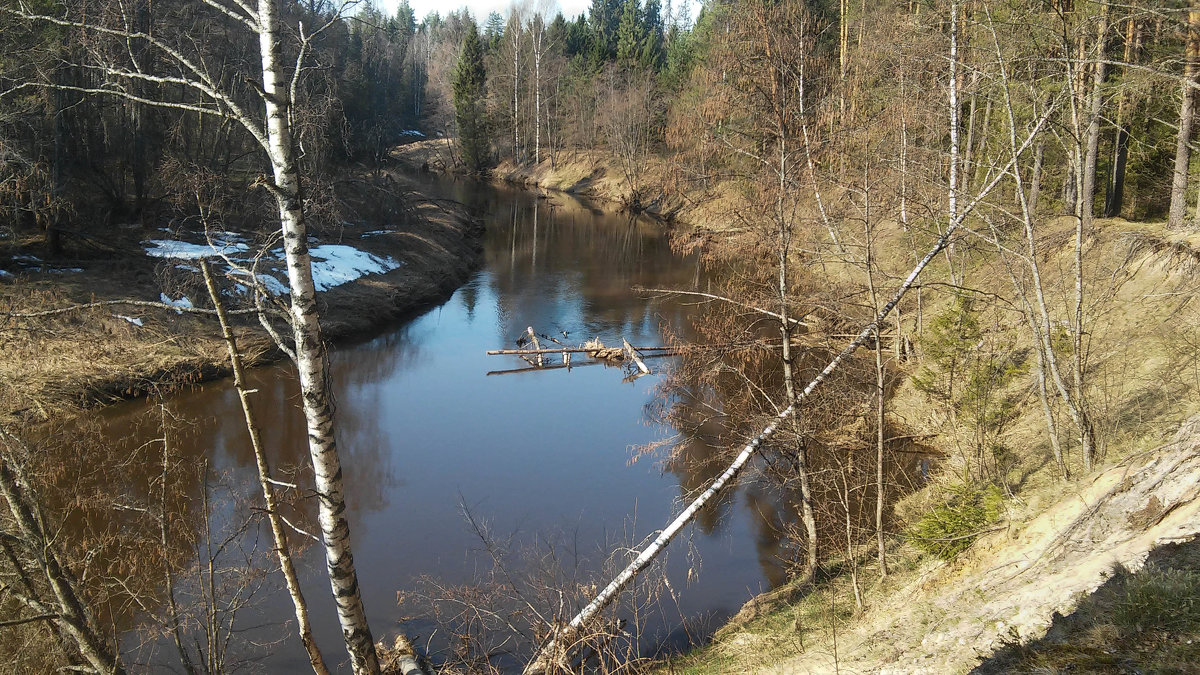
xmin=0 ymin=170 xmax=483 ymax=426
xmin=390 ymin=139 xmax=753 ymax=232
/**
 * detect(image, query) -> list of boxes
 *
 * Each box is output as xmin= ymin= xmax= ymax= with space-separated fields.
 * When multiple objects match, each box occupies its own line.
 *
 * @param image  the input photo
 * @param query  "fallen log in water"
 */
xmin=486 ymin=352 xmax=676 ymax=376
xmin=622 ymin=338 xmax=650 ymax=375
xmin=485 ymin=345 xmax=681 ymax=356
xmin=522 ymin=102 xmax=1055 ymax=673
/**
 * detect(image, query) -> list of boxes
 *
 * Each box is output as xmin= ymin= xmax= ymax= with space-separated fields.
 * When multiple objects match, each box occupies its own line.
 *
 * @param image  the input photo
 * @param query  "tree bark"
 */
xmin=1081 ymin=4 xmax=1110 ymax=226
xmin=1169 ymin=9 xmax=1199 ymax=229
xmin=256 ymin=1 xmax=380 ymax=672
xmin=1104 ymin=15 xmax=1136 ymax=218
xmin=201 ymin=263 xmax=330 ymax=675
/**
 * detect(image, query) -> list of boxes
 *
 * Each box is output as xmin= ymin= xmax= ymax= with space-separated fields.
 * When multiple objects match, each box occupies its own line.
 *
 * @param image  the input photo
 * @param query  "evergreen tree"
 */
xmin=615 ymin=0 xmax=645 ymax=66
xmin=639 ymin=0 xmax=665 ymax=70
xmin=589 ymin=0 xmax=622 ymax=66
xmin=453 ymin=22 xmax=489 ymax=173
xmin=566 ymin=13 xmax=591 ymax=58
xmin=484 ymin=11 xmax=505 ymax=51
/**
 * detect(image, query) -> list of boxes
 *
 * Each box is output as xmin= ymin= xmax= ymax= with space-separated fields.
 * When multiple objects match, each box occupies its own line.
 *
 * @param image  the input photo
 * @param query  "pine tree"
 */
xmin=453 ymin=22 xmax=489 ymax=173
xmin=616 ymin=0 xmax=645 ymax=66
xmin=639 ymin=0 xmax=665 ymax=71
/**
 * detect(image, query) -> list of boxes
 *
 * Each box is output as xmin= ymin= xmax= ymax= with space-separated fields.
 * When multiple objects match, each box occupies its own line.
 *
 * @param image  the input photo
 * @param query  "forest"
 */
xmin=2 ymin=0 xmax=1200 ymax=673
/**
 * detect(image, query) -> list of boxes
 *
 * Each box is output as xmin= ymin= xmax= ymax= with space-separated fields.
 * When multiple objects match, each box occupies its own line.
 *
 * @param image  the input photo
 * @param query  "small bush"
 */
xmin=907 ymin=482 xmax=1005 ymax=560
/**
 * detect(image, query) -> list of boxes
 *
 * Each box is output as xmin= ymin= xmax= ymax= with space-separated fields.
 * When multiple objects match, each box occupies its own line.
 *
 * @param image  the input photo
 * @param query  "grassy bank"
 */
xmin=375 ymin=140 xmax=1200 ymax=672
xmin=650 ymin=213 xmax=1200 ymax=671
xmin=0 ymin=171 xmax=482 ymax=426
xmin=390 ymin=139 xmax=753 ymax=232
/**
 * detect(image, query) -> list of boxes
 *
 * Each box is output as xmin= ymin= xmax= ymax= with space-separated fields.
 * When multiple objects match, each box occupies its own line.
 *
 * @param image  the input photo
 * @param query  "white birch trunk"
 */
xmin=949 ymin=0 xmax=960 ymax=240
xmin=534 ymin=20 xmax=542 ymax=165
xmin=522 ymin=109 xmax=1052 ymax=672
xmin=985 ymin=7 xmax=1079 ymax=478
xmin=256 ymin=1 xmax=379 ymax=672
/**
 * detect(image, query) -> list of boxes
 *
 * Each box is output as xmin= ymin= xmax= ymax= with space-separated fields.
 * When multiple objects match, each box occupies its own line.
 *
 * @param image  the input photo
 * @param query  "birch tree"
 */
xmin=2 ymin=2 xmax=388 ymax=671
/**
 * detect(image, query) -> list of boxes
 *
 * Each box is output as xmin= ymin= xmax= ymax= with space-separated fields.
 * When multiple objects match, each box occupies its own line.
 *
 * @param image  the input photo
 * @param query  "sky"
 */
xmin=377 ymin=0 xmax=699 ymax=26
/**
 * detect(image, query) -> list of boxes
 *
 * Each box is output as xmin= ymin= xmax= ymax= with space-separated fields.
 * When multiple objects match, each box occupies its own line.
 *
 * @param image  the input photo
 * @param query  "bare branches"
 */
xmin=636 ymin=287 xmax=809 ymax=327
xmin=3 ymin=3 xmax=270 ymax=151
xmin=3 ymin=299 xmax=268 ymax=318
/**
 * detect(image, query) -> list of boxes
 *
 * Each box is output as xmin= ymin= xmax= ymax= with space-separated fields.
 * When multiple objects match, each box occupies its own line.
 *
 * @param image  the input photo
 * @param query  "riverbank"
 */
xmin=394 ymin=139 xmax=1200 ymax=672
xmin=390 ymin=139 xmax=751 ymax=232
xmin=0 ymin=171 xmax=482 ymax=426
xmin=653 ymin=215 xmax=1200 ymax=671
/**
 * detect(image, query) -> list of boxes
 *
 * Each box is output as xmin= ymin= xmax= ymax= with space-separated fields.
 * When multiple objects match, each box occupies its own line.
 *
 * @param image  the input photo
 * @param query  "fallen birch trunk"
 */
xmin=521 ymin=104 xmax=1053 ymax=674
xmin=486 ymin=345 xmax=680 ymax=356
xmin=622 ymin=338 xmax=651 ymax=375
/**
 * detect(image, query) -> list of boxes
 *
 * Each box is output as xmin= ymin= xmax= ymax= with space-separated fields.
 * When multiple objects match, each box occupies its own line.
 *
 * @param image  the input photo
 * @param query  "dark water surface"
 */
xmin=98 ymin=179 xmax=785 ymax=671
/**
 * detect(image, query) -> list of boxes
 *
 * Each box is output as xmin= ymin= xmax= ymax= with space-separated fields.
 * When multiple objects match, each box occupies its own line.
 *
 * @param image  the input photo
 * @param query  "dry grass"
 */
xmin=646 ymin=209 xmax=1200 ymax=673
xmin=0 ymin=172 xmax=481 ymax=426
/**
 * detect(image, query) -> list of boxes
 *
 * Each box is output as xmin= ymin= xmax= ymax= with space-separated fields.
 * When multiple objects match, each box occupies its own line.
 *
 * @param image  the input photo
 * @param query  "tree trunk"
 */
xmin=1104 ymin=15 xmax=1136 ymax=218
xmin=1081 ymin=4 xmax=1110 ymax=226
xmin=1169 ymin=9 xmax=1199 ymax=229
xmin=864 ymin=194 xmax=888 ymax=577
xmin=775 ymin=132 xmax=819 ymax=580
xmin=0 ymin=434 xmax=125 ymax=675
xmin=534 ymin=22 xmax=542 ymax=165
xmin=839 ymin=0 xmax=848 ymax=122
xmin=201 ymin=263 xmax=330 ymax=675
xmin=1029 ymin=139 xmax=1045 ymax=216
xmin=256 ymin=1 xmax=380 ymax=672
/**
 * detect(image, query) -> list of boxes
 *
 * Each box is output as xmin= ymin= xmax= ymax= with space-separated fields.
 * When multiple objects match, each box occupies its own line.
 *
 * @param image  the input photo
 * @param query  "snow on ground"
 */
xmin=144 ymin=236 xmax=402 ymax=297
xmin=307 ymin=244 xmax=401 ymax=292
xmin=227 ymin=268 xmax=290 ymax=296
xmin=145 ymin=239 xmax=249 ymax=259
xmin=115 ymin=314 xmax=144 ymax=327
xmin=0 ymin=269 xmax=11 ymax=278
xmin=159 ymin=293 xmax=193 ymax=313
xmin=7 ymin=254 xmax=84 ymax=274
xmin=400 ymin=129 xmax=425 ymax=137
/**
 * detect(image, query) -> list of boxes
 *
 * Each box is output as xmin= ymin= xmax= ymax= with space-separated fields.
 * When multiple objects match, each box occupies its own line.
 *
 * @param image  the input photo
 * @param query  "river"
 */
xmin=89 ymin=177 xmax=794 ymax=672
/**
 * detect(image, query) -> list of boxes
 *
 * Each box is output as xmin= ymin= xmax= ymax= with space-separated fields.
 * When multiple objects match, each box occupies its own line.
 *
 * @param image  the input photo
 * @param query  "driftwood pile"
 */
xmin=485 ymin=327 xmax=676 ymax=378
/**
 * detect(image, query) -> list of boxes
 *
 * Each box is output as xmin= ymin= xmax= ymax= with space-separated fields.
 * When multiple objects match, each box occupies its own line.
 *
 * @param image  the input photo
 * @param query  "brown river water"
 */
xmin=85 ymin=178 xmax=803 ymax=672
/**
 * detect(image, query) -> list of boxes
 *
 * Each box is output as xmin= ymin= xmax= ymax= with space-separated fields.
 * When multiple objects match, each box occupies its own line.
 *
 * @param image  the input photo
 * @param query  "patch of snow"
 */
xmin=400 ymin=129 xmax=426 ymax=138
xmin=0 ymin=269 xmax=12 ymax=278
xmin=175 ymin=263 xmax=199 ymax=272
xmin=361 ymin=230 xmax=395 ymax=237
xmin=159 ymin=293 xmax=193 ymax=314
xmin=148 ymin=234 xmax=398 ymax=298
xmin=145 ymin=239 xmax=249 ymax=259
xmin=307 ymin=244 xmax=402 ymax=292
xmin=115 ymin=314 xmax=144 ymax=327
xmin=13 ymin=254 xmax=41 ymax=263
xmin=227 ymin=269 xmax=290 ymax=296
xmin=47 ymin=267 xmax=83 ymax=274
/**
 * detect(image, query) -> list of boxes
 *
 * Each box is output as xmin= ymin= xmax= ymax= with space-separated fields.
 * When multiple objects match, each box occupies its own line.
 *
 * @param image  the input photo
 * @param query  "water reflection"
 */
xmin=83 ymin=179 xmax=767 ymax=671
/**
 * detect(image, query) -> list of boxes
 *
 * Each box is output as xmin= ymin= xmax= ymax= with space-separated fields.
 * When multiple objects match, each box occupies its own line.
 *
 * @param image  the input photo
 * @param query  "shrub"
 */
xmin=908 ymin=482 xmax=1005 ymax=560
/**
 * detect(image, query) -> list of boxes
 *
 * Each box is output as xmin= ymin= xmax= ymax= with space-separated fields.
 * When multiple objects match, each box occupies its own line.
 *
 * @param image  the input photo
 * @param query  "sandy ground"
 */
xmin=390 ymin=139 xmax=753 ymax=233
